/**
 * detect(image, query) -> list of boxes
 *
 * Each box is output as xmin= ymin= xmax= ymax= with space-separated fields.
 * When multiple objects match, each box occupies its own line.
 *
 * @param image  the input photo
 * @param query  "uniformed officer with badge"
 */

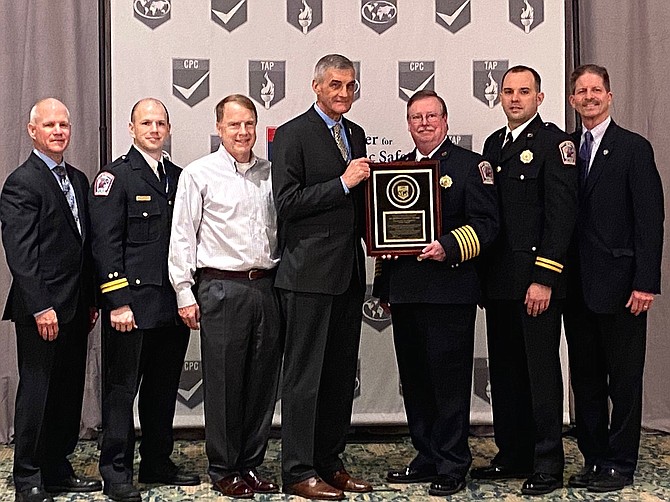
xmin=473 ymin=66 xmax=578 ymax=496
xmin=89 ymin=98 xmax=199 ymax=502
xmin=374 ymin=90 xmax=498 ymax=497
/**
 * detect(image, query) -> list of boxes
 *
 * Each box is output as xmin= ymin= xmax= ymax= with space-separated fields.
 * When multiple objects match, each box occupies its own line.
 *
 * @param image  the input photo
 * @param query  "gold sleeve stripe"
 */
xmin=535 ymin=260 xmax=563 ymax=273
xmin=374 ymin=257 xmax=382 ymax=278
xmin=535 ymin=256 xmax=564 ymax=271
xmin=451 ymin=227 xmax=467 ymax=261
xmin=451 ymin=225 xmax=480 ymax=262
xmin=100 ymin=278 xmax=129 ymax=294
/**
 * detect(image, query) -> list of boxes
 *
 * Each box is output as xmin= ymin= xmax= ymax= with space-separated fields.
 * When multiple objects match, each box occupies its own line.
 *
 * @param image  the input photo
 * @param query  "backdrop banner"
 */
xmin=110 ymin=0 xmax=569 ymax=427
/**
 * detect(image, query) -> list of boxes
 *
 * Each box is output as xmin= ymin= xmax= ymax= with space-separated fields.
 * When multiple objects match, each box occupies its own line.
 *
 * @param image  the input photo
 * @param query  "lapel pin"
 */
xmin=603 ymin=149 xmax=609 ymax=155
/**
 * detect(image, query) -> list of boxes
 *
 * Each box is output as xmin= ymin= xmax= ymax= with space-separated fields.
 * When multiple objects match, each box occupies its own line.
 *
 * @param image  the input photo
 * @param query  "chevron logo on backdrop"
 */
xmin=211 ymin=0 xmax=247 ymax=32
xmin=361 ymin=0 xmax=398 ymax=34
xmin=287 ymin=0 xmax=323 ymax=34
xmin=173 ymin=59 xmax=210 ymax=107
xmin=509 ymin=0 xmax=544 ymax=33
xmin=133 ymin=0 xmax=171 ymax=29
xmin=398 ymin=61 xmax=435 ymax=102
xmin=435 ymin=0 xmax=471 ymax=33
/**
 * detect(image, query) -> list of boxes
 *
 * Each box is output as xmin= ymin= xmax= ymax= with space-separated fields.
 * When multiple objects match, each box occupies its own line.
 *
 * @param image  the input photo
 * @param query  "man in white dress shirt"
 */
xmin=169 ymin=94 xmax=282 ymax=499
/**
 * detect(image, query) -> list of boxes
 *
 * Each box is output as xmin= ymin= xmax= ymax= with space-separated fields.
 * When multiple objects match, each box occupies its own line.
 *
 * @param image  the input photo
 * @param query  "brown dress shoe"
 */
xmin=282 ymin=476 xmax=345 ymax=500
xmin=212 ymin=474 xmax=253 ymax=499
xmin=240 ymin=468 xmax=279 ymax=493
xmin=322 ymin=469 xmax=373 ymax=493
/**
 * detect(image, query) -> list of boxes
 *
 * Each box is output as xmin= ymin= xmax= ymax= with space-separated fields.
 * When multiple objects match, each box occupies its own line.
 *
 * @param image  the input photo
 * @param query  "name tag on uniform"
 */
xmin=136 ymin=195 xmax=152 ymax=202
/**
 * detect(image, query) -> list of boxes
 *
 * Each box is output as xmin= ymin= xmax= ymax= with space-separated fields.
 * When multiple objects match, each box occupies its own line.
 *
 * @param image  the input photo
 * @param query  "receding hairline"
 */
xmin=29 ymin=98 xmax=70 ymax=124
xmin=130 ymin=98 xmax=170 ymax=123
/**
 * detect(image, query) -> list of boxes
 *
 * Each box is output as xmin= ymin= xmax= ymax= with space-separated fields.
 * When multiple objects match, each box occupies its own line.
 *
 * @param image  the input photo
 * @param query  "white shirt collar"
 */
xmin=506 ymin=113 xmax=538 ymax=142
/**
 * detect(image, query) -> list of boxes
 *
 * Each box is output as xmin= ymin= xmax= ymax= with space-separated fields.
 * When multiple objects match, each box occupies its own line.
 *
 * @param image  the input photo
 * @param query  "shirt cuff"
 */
xmin=340 ymin=176 xmax=350 ymax=195
xmin=33 ymin=307 xmax=53 ymax=318
xmin=176 ymin=287 xmax=197 ymax=309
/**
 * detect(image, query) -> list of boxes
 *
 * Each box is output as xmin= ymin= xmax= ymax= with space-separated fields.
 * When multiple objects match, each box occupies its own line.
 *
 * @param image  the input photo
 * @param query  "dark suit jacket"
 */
xmin=481 ymin=115 xmax=578 ymax=300
xmin=88 ymin=147 xmax=183 ymax=329
xmin=1 ymin=152 xmax=94 ymax=323
xmin=569 ymin=120 xmax=664 ymax=314
xmin=272 ymin=106 xmax=367 ymax=295
xmin=373 ymin=138 xmax=499 ymax=304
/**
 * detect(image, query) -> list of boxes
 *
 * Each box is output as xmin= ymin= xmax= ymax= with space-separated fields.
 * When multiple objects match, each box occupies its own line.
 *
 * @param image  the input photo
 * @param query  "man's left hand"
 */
xmin=626 ymin=290 xmax=655 ymax=316
xmin=418 ymin=240 xmax=446 ymax=262
xmin=525 ymin=283 xmax=551 ymax=317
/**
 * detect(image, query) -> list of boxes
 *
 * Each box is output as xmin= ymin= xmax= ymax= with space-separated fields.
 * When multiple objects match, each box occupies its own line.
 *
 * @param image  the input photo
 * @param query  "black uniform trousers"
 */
xmin=391 ymin=303 xmax=476 ymax=480
xmin=12 ymin=307 xmax=89 ymax=491
xmin=99 ymin=321 xmax=189 ymax=484
xmin=563 ymin=300 xmax=646 ymax=477
xmin=485 ymin=300 xmax=564 ymax=476
xmin=278 ymin=276 xmax=364 ymax=485
xmin=197 ymin=276 xmax=282 ymax=482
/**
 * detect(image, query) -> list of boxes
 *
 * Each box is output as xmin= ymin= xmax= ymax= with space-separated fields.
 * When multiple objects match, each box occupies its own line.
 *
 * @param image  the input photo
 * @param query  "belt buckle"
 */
xmin=248 ymin=269 xmax=256 ymax=280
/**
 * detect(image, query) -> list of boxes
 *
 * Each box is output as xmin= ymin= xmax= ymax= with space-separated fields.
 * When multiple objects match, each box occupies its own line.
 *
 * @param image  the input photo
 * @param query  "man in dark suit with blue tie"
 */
xmin=272 ymin=54 xmax=372 ymax=500
xmin=564 ymin=64 xmax=664 ymax=493
xmin=1 ymin=98 xmax=101 ymax=502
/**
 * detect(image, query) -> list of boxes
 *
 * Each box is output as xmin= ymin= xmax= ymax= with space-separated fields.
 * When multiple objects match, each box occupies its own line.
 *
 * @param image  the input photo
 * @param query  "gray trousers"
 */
xmin=197 ymin=276 xmax=282 ymax=481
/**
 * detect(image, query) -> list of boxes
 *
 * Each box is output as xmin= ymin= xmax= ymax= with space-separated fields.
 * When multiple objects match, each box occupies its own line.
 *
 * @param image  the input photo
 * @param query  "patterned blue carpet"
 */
xmin=1 ymin=431 xmax=668 ymax=500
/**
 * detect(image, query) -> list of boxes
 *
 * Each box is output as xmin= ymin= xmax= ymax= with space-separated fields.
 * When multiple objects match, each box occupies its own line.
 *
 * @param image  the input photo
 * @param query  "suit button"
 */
xmin=142 ymin=212 xmax=148 ymax=217
xmin=520 ymin=174 xmax=525 ymax=180
xmin=531 ymin=246 xmax=537 ymax=251
xmin=108 ymin=273 xmax=113 ymax=279
xmin=135 ymin=279 xmax=141 ymax=285
xmin=168 ymin=201 xmax=172 ymax=206
xmin=114 ymin=272 xmax=119 ymax=277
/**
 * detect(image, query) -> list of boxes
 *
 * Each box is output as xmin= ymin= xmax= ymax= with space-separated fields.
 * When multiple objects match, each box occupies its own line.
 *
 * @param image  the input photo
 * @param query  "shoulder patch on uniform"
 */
xmin=559 ymin=140 xmax=576 ymax=166
xmin=93 ymin=172 xmax=115 ymax=196
xmin=478 ymin=161 xmax=494 ymax=185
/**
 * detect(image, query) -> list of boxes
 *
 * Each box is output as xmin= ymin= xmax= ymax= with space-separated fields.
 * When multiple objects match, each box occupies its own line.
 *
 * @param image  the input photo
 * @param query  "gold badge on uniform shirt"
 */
xmin=440 ymin=175 xmax=453 ymax=188
xmin=520 ymin=150 xmax=533 ymax=164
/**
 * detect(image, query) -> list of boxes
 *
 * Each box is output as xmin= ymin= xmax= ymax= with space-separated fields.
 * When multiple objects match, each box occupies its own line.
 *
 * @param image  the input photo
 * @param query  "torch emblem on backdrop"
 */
xmin=473 ymin=60 xmax=508 ymax=108
xmin=287 ymin=0 xmax=322 ymax=34
xmin=249 ymin=61 xmax=285 ymax=109
xmin=509 ymin=0 xmax=544 ymax=33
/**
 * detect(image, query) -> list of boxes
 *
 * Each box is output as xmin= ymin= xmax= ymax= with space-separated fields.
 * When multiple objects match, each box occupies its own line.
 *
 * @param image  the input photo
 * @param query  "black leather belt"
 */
xmin=198 ymin=267 xmax=276 ymax=281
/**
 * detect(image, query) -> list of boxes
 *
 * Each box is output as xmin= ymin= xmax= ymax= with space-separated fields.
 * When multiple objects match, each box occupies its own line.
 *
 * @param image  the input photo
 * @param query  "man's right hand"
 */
xmin=110 ymin=305 xmax=137 ymax=332
xmin=35 ymin=308 xmax=58 ymax=341
xmin=342 ymin=157 xmax=371 ymax=188
xmin=178 ymin=303 xmax=200 ymax=330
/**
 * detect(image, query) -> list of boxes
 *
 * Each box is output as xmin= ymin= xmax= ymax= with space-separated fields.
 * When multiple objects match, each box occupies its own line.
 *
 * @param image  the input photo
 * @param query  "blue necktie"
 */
xmin=578 ymin=130 xmax=593 ymax=188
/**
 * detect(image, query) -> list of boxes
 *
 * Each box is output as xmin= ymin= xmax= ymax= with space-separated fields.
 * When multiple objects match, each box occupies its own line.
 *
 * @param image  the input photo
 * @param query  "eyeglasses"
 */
xmin=223 ymin=121 xmax=256 ymax=131
xmin=408 ymin=112 xmax=443 ymax=125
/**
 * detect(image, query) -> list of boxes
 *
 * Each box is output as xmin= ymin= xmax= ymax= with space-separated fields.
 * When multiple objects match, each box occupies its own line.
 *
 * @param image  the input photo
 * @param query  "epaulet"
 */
xmin=106 ymin=155 xmax=130 ymax=171
xmin=542 ymin=122 xmax=565 ymax=135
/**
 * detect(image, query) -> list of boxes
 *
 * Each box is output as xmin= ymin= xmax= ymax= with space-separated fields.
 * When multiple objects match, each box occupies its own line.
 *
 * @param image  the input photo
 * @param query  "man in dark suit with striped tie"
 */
xmin=1 ymin=98 xmax=101 ymax=502
xmin=564 ymin=64 xmax=664 ymax=493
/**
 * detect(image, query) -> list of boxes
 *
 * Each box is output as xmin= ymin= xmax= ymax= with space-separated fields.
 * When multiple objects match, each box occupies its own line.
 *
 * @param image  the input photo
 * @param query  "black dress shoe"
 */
xmin=386 ymin=466 xmax=437 ymax=483
xmin=428 ymin=476 xmax=466 ymax=496
xmin=103 ymin=483 xmax=141 ymax=502
xmin=44 ymin=475 xmax=102 ymax=493
xmin=568 ymin=464 xmax=600 ymax=488
xmin=587 ymin=467 xmax=632 ymax=492
xmin=470 ymin=464 xmax=531 ymax=480
xmin=138 ymin=466 xmax=200 ymax=486
xmin=521 ymin=472 xmax=562 ymax=495
xmin=15 ymin=487 xmax=54 ymax=502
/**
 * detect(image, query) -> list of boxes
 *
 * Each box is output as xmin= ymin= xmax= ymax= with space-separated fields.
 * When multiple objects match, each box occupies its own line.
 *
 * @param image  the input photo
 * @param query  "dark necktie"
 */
xmin=157 ymin=161 xmax=168 ymax=193
xmin=332 ymin=123 xmax=349 ymax=162
xmin=578 ymin=130 xmax=593 ymax=188
xmin=53 ymin=165 xmax=81 ymax=233
xmin=501 ymin=131 xmax=513 ymax=150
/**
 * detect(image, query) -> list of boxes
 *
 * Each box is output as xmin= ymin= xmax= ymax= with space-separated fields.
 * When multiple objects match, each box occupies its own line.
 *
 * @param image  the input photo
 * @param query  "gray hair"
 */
xmin=313 ymin=54 xmax=355 ymax=83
